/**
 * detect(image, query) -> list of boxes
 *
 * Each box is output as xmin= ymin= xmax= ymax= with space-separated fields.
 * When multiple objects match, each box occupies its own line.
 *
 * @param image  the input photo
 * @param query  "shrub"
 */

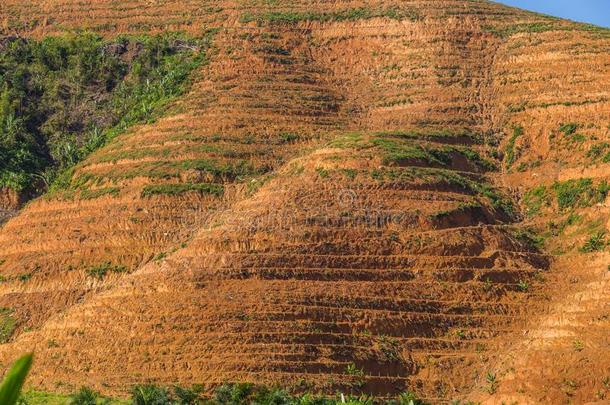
xmin=346 ymin=363 xmax=364 ymax=377
xmin=85 ymin=262 xmax=128 ymax=279
xmin=131 ymin=384 xmax=171 ymax=405
xmin=485 ymin=373 xmax=498 ymax=394
xmin=250 ymin=388 xmax=292 ymax=405
xmin=345 ymin=363 xmax=366 ymax=389
xmin=70 ymin=387 xmax=99 ymax=405
xmin=572 ymin=133 xmax=586 ymax=143
xmin=580 ymin=232 xmax=607 ymax=253
xmin=279 ymin=133 xmax=300 ymax=143
xmin=173 ymin=385 xmax=202 ymax=404
xmin=214 ymin=383 xmax=256 ymax=404
xmin=552 ymin=178 xmax=608 ymax=211
xmin=517 ymin=279 xmax=530 ymax=292
xmin=393 ymin=391 xmax=428 ymax=405
xmin=315 ymin=168 xmax=330 ymax=178
xmin=512 ymin=228 xmax=545 ymax=250
xmin=559 ymin=123 xmax=578 ymax=136
xmin=213 ymin=383 xmax=387 ymax=405
xmin=558 ymin=213 xmax=582 ymax=233
xmin=153 ymin=252 xmax=167 ymax=262
xmin=128 ymin=384 xmax=204 ymax=405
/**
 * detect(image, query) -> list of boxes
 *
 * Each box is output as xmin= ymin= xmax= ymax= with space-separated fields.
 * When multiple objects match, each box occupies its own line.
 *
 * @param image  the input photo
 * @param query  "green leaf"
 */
xmin=0 ymin=353 xmax=33 ymax=405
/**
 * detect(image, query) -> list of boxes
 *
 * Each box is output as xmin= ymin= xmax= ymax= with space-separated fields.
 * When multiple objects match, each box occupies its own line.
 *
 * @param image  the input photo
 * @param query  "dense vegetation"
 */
xmin=20 ymin=383 xmax=434 ymax=405
xmin=7 ymin=356 xmax=435 ymax=405
xmin=0 ymin=32 xmax=206 ymax=194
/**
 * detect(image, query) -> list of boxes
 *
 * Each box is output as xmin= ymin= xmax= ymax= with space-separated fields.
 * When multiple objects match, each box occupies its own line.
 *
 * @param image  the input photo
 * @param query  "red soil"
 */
xmin=0 ymin=1 xmax=608 ymax=403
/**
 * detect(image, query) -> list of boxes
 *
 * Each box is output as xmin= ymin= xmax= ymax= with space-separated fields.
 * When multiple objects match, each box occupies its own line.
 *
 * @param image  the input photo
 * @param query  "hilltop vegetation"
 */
xmin=240 ymin=7 xmax=421 ymax=24
xmin=0 ymin=32 xmax=205 ymax=194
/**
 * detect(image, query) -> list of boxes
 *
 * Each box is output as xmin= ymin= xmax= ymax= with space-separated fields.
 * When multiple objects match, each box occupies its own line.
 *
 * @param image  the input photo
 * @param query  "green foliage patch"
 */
xmin=512 ymin=228 xmax=545 ymax=250
xmin=52 ymin=159 xmax=262 ymax=196
xmin=141 ymin=183 xmax=224 ymax=198
xmin=79 ymin=187 xmax=121 ymax=200
xmin=212 ymin=383 xmax=428 ymax=405
xmin=522 ymin=185 xmax=551 ymax=217
xmin=483 ymin=22 xmax=558 ymax=38
xmin=586 ymin=142 xmax=610 ymax=163
xmin=240 ymin=7 xmax=420 ymax=24
xmin=579 ymin=231 xmax=607 ymax=253
xmin=373 ymin=129 xmax=481 ymax=143
xmin=484 ymin=21 xmax=610 ymax=39
xmin=559 ymin=123 xmax=578 ymax=136
xmin=429 ymin=201 xmax=483 ymax=220
xmin=24 ymin=382 xmax=434 ymax=404
xmin=18 ymin=382 xmax=435 ymax=405
xmin=369 ymin=167 xmax=514 ymax=218
xmin=553 ymin=179 xmax=609 ymax=211
xmin=70 ymin=387 xmax=101 ymax=405
xmin=504 ymin=125 xmax=523 ymax=169
xmin=371 ymin=137 xmax=496 ymax=171
xmin=85 ymin=262 xmax=129 ymax=280
xmin=0 ymin=32 xmax=207 ymax=193
xmin=0 ymin=307 xmax=16 ymax=343
xmin=523 ymin=179 xmax=610 ymax=215
xmin=18 ymin=382 xmax=433 ymax=405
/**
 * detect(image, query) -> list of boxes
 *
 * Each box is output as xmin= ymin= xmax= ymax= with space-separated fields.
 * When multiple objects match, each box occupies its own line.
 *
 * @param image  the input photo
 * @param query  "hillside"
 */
xmin=0 ymin=1 xmax=609 ymax=404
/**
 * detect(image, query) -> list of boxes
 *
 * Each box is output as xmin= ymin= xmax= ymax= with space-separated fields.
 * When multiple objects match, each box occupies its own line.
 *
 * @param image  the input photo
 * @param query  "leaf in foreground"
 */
xmin=0 ymin=353 xmax=33 ymax=405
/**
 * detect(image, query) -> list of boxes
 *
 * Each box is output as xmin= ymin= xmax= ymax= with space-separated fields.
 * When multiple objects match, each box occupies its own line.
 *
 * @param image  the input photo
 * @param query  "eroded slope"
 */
xmin=0 ymin=27 xmax=344 ymax=332
xmin=0 ymin=1 xmax=608 ymax=403
xmin=1 ymin=132 xmax=548 ymax=401
xmin=471 ymin=21 xmax=610 ymax=405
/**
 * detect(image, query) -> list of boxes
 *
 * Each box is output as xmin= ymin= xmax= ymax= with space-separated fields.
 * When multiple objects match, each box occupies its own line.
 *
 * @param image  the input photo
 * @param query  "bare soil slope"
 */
xmin=0 ymin=1 xmax=609 ymax=403
xmin=2 ymin=134 xmax=551 ymax=401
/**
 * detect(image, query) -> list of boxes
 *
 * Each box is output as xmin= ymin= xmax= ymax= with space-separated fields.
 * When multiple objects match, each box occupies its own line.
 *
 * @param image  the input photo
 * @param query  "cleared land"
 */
xmin=0 ymin=1 xmax=608 ymax=403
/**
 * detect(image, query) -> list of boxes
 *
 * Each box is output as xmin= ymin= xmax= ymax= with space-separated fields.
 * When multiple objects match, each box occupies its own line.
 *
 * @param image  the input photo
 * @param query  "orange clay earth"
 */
xmin=0 ymin=1 xmax=609 ymax=404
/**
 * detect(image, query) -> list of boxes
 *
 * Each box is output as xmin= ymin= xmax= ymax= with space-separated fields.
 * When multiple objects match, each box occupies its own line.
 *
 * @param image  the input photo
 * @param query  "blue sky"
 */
xmin=495 ymin=0 xmax=610 ymax=28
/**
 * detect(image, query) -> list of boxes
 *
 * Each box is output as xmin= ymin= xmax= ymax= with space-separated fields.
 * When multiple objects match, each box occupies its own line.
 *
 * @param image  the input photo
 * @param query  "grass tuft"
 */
xmin=86 ymin=262 xmax=128 ymax=280
xmin=141 ymin=183 xmax=224 ymax=198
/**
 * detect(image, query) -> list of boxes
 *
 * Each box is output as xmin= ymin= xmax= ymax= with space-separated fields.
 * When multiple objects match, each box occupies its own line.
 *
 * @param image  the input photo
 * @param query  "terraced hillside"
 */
xmin=472 ymin=17 xmax=610 ymax=404
xmin=0 ymin=26 xmax=344 ymax=333
xmin=0 ymin=0 xmax=535 ymax=37
xmin=0 ymin=0 xmax=608 ymax=404
xmin=1 ymin=131 xmax=550 ymax=401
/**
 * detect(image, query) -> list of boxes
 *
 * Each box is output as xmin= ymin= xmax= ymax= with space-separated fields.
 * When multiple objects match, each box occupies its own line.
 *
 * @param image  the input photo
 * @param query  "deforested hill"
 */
xmin=0 ymin=1 xmax=608 ymax=404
